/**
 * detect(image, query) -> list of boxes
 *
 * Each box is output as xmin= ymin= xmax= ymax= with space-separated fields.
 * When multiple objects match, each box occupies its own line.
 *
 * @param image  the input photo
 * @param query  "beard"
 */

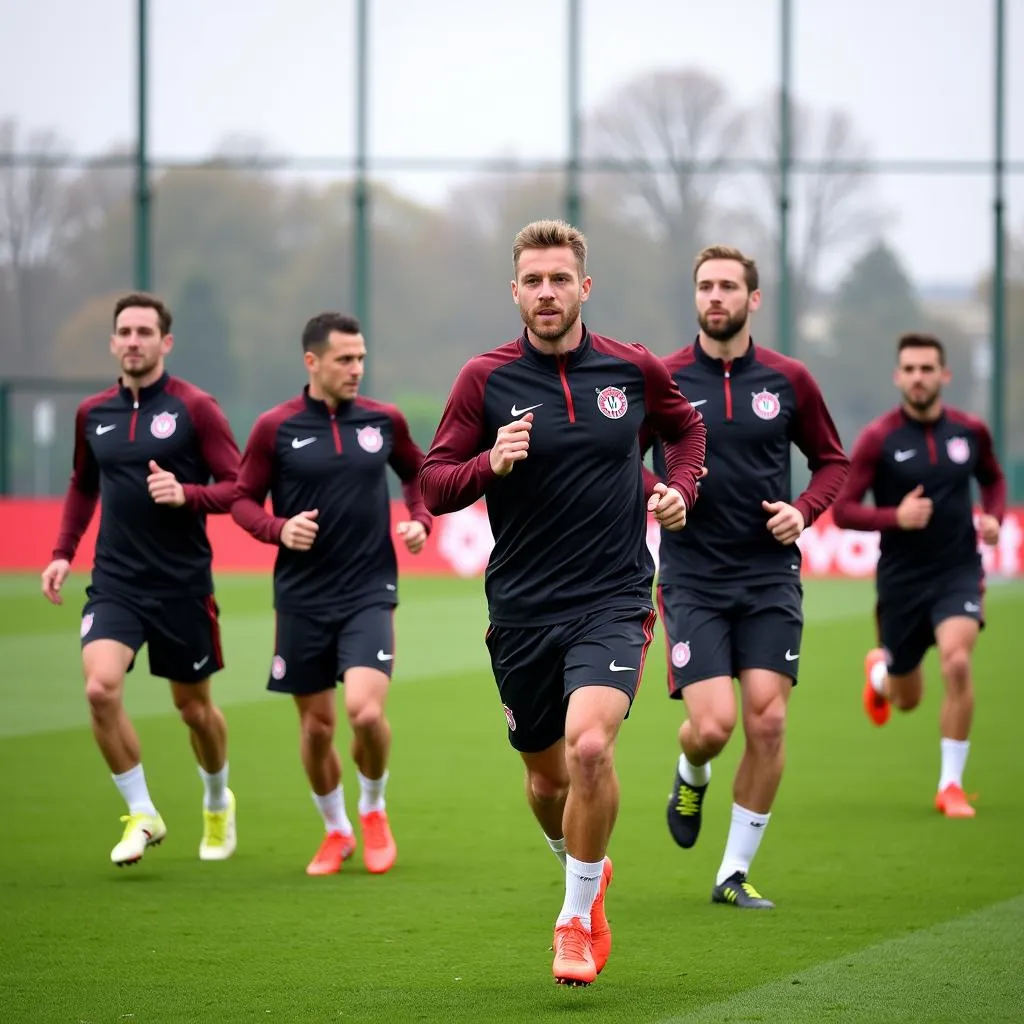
xmin=903 ymin=384 xmax=942 ymax=413
xmin=698 ymin=307 xmax=748 ymax=342
xmin=521 ymin=297 xmax=582 ymax=343
xmin=119 ymin=352 xmax=161 ymax=380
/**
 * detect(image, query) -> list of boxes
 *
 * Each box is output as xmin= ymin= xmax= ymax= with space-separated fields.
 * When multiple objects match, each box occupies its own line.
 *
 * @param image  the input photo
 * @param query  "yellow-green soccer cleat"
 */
xmin=711 ymin=871 xmax=775 ymax=909
xmin=199 ymin=789 xmax=237 ymax=861
xmin=110 ymin=812 xmax=168 ymax=867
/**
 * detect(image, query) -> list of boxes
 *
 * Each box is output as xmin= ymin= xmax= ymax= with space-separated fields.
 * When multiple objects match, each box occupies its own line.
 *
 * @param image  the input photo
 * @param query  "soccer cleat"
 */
xmin=306 ymin=829 xmax=357 ymax=876
xmin=110 ymin=812 xmax=167 ymax=867
xmin=552 ymin=916 xmax=596 ymax=986
xmin=590 ymin=857 xmax=613 ymax=974
xmin=360 ymin=810 xmax=397 ymax=874
xmin=863 ymin=648 xmax=891 ymax=726
xmin=711 ymin=871 xmax=775 ymax=909
xmin=935 ymin=783 xmax=976 ymax=818
xmin=667 ymin=769 xmax=708 ymax=848
xmin=199 ymin=788 xmax=237 ymax=861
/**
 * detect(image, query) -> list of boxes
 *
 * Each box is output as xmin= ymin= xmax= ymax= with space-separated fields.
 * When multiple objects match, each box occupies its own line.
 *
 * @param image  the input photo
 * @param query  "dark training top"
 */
xmin=645 ymin=340 xmax=849 ymax=586
xmin=420 ymin=329 xmax=707 ymax=626
xmin=232 ymin=389 xmax=432 ymax=615
xmin=833 ymin=405 xmax=1006 ymax=593
xmin=53 ymin=372 xmax=241 ymax=597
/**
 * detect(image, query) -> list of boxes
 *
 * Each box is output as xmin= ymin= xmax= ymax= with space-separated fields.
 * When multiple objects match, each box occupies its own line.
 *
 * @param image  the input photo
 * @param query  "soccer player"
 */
xmin=646 ymin=245 xmax=849 ymax=909
xmin=231 ymin=312 xmax=431 ymax=877
xmin=40 ymin=293 xmax=241 ymax=867
xmin=420 ymin=219 xmax=707 ymax=986
xmin=832 ymin=332 xmax=1005 ymax=818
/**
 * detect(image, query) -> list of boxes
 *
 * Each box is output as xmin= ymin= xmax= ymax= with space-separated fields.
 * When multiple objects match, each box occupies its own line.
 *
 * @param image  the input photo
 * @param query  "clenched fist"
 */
xmin=489 ymin=412 xmax=533 ymax=476
xmin=280 ymin=508 xmax=320 ymax=551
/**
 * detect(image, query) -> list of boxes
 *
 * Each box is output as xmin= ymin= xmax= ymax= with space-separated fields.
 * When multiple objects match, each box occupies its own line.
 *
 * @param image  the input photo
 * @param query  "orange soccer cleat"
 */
xmin=306 ymin=830 xmax=357 ymax=876
xmin=552 ymin=916 xmax=596 ymax=986
xmin=935 ymin=783 xmax=976 ymax=819
xmin=589 ymin=858 xmax=613 ymax=974
xmin=863 ymin=648 xmax=891 ymax=726
xmin=359 ymin=810 xmax=397 ymax=874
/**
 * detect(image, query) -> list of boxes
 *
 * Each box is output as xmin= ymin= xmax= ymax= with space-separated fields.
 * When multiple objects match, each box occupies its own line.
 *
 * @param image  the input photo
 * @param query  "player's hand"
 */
xmin=489 ymin=412 xmax=533 ymax=476
xmin=648 ymin=483 xmax=687 ymax=531
xmin=762 ymin=500 xmax=805 ymax=545
xmin=147 ymin=460 xmax=186 ymax=507
xmin=896 ymin=485 xmax=933 ymax=530
xmin=41 ymin=558 xmax=71 ymax=605
xmin=396 ymin=520 xmax=427 ymax=555
xmin=280 ymin=509 xmax=319 ymax=551
xmin=977 ymin=513 xmax=1001 ymax=546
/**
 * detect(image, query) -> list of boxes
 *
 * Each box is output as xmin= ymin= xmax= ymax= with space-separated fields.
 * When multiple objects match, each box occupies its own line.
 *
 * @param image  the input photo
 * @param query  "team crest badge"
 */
xmin=80 ymin=613 xmax=94 ymax=638
xmin=671 ymin=641 xmax=691 ymax=668
xmin=502 ymin=704 xmax=516 ymax=732
xmin=751 ymin=390 xmax=781 ymax=420
xmin=150 ymin=411 xmax=177 ymax=439
xmin=946 ymin=437 xmax=970 ymax=464
xmin=356 ymin=426 xmax=384 ymax=453
xmin=596 ymin=386 xmax=628 ymax=419
xmin=271 ymin=655 xmax=287 ymax=680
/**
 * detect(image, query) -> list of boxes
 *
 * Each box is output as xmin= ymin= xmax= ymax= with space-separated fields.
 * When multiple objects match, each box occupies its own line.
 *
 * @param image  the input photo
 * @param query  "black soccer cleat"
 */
xmin=667 ymin=769 xmax=708 ymax=849
xmin=711 ymin=871 xmax=775 ymax=909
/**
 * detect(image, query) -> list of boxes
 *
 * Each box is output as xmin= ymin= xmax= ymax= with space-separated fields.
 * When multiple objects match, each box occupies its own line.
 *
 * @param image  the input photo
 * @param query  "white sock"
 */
xmin=113 ymin=763 xmax=158 ymax=817
xmin=938 ymin=738 xmax=970 ymax=791
xmin=679 ymin=753 xmax=711 ymax=787
xmin=556 ymin=854 xmax=604 ymax=929
xmin=311 ymin=786 xmax=354 ymax=835
xmin=716 ymin=803 xmax=770 ymax=886
xmin=545 ymin=832 xmax=568 ymax=869
xmin=357 ymin=770 xmax=388 ymax=815
xmin=870 ymin=658 xmax=888 ymax=694
xmin=198 ymin=763 xmax=229 ymax=812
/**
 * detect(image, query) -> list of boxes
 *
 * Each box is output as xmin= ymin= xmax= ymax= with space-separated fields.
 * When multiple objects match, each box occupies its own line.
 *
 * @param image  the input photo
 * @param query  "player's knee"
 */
xmin=890 ymin=682 xmax=922 ymax=711
xmin=940 ymin=647 xmax=971 ymax=688
xmin=528 ymin=769 xmax=569 ymax=805
xmin=301 ymin=710 xmax=335 ymax=745
xmin=176 ymin=695 xmax=209 ymax=731
xmin=566 ymin=727 xmax=614 ymax=775
xmin=691 ymin=714 xmax=735 ymax=754
xmin=347 ymin=699 xmax=384 ymax=733
xmin=84 ymin=675 xmax=121 ymax=717
xmin=745 ymin=702 xmax=786 ymax=751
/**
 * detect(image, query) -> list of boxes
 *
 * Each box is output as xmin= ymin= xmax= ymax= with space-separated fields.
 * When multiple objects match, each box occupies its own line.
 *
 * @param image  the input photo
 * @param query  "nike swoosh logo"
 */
xmin=964 ymin=603 xmax=980 ymax=613
xmin=385 ymin=584 xmax=396 ymax=592
xmin=96 ymin=424 xmax=116 ymax=435
xmin=785 ymin=650 xmax=799 ymax=661
xmin=291 ymin=437 xmax=316 ymax=449
xmin=609 ymin=661 xmax=635 ymax=672
xmin=510 ymin=403 xmax=543 ymax=417
xmin=377 ymin=650 xmax=394 ymax=662
xmin=894 ymin=450 xmax=916 ymax=462
xmin=193 ymin=656 xmax=209 ymax=671
xmin=689 ymin=399 xmax=708 ymax=408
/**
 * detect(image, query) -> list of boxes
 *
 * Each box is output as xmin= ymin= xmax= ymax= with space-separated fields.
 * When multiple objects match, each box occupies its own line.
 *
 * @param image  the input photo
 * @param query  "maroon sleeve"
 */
xmin=180 ymin=392 xmax=241 ymax=514
xmin=971 ymin=419 xmax=1007 ymax=522
xmin=386 ymin=406 xmax=433 ymax=534
xmin=787 ymin=365 xmax=850 ymax=527
xmin=52 ymin=400 xmax=102 ymax=562
xmin=832 ymin=423 xmax=900 ymax=532
xmin=637 ymin=421 xmax=663 ymax=501
xmin=419 ymin=359 xmax=497 ymax=515
xmin=230 ymin=412 xmax=288 ymax=544
xmin=636 ymin=349 xmax=706 ymax=511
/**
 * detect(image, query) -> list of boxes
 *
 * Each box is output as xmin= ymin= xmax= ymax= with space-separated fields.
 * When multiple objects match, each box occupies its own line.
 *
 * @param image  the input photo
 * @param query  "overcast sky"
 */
xmin=2 ymin=0 xmax=1022 ymax=289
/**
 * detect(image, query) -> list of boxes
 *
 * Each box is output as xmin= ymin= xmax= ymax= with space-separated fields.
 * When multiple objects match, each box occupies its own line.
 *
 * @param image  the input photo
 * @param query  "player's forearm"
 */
xmin=831 ymin=500 xmax=899 ymax=532
xmin=230 ymin=496 xmax=286 ymax=544
xmin=419 ymin=451 xmax=495 ymax=515
xmin=641 ymin=465 xmax=663 ymax=502
xmin=661 ymin=425 xmax=707 ymax=511
xmin=980 ymin=478 xmax=1007 ymax=523
xmin=400 ymin=481 xmax=433 ymax=533
xmin=793 ymin=461 xmax=850 ymax=527
xmin=52 ymin=484 xmax=98 ymax=560
xmin=183 ymin=479 xmax=237 ymax=514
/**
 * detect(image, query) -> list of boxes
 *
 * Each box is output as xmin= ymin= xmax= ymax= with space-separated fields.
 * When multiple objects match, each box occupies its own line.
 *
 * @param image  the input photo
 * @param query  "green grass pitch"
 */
xmin=1 ymin=572 xmax=1023 ymax=1023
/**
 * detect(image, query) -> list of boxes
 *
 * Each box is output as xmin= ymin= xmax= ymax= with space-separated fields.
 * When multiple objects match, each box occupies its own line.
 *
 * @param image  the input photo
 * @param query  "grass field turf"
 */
xmin=1 ymin=573 xmax=1022 ymax=1023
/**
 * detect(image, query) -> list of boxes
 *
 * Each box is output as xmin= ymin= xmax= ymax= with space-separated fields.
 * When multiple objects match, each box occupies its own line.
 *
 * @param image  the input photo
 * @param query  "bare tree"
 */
xmin=0 ymin=119 xmax=75 ymax=372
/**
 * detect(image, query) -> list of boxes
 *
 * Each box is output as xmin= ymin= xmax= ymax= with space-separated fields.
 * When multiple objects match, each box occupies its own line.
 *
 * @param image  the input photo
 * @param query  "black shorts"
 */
xmin=877 ymin=569 xmax=985 ymax=676
xmin=657 ymin=582 xmax=804 ymax=696
xmin=269 ymin=605 xmax=396 ymax=696
xmin=485 ymin=604 xmax=657 ymax=754
xmin=80 ymin=586 xmax=224 ymax=683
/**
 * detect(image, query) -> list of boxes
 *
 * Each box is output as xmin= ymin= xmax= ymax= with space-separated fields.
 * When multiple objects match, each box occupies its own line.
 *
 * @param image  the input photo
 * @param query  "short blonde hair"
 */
xmin=513 ymin=219 xmax=588 ymax=279
xmin=693 ymin=245 xmax=759 ymax=292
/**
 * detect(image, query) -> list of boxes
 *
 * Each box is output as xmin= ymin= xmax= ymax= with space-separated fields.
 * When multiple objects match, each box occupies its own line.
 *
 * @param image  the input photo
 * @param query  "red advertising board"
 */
xmin=1 ymin=499 xmax=1021 ymax=579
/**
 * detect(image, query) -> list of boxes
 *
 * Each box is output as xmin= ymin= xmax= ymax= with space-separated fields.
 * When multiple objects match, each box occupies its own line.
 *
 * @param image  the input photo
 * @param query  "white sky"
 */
xmin=2 ymin=0 xmax=1022 ymax=288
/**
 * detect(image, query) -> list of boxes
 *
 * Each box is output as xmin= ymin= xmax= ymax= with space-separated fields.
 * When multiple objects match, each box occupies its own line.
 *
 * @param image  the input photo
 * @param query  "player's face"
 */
xmin=695 ymin=259 xmax=760 ymax=341
xmin=511 ymin=247 xmax=591 ymax=343
xmin=307 ymin=330 xmax=366 ymax=404
xmin=111 ymin=306 xmax=173 ymax=380
xmin=895 ymin=346 xmax=950 ymax=412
